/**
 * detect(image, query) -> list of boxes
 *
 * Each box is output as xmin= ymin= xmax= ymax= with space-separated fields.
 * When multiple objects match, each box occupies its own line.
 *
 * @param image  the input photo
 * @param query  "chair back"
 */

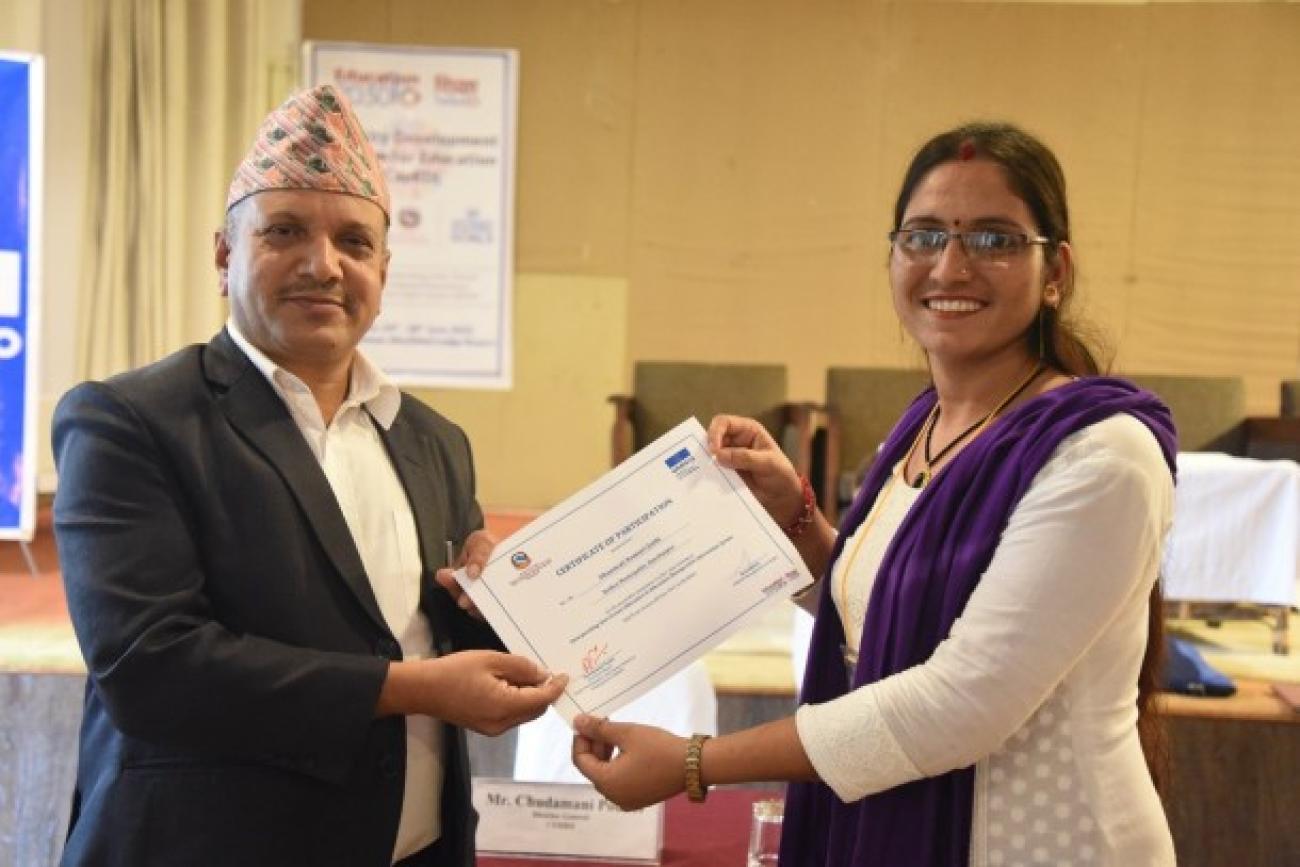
xmin=630 ymin=362 xmax=788 ymax=451
xmin=823 ymin=367 xmax=931 ymax=516
xmin=1127 ymin=374 xmax=1246 ymax=453
xmin=1282 ymin=380 xmax=1300 ymax=418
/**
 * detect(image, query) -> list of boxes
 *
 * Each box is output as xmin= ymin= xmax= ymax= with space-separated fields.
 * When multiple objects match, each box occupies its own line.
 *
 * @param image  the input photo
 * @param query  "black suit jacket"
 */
xmin=52 ymin=330 xmax=500 ymax=866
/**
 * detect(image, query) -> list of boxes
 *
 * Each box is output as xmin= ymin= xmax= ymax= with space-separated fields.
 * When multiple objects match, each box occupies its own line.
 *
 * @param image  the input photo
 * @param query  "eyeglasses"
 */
xmin=889 ymin=228 xmax=1051 ymax=264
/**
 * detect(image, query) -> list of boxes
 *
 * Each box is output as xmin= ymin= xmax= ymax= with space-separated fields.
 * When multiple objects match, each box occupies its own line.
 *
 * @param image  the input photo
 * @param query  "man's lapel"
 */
xmin=203 ymin=329 xmax=390 ymax=634
xmin=377 ymin=402 xmax=457 ymax=652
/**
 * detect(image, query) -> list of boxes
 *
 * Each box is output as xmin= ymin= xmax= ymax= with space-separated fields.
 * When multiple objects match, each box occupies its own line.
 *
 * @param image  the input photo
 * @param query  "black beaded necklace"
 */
xmin=911 ymin=363 xmax=1046 ymax=488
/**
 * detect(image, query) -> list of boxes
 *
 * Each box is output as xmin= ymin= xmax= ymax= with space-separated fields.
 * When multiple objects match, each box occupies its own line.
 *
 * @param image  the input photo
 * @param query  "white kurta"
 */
xmin=796 ymin=414 xmax=1176 ymax=867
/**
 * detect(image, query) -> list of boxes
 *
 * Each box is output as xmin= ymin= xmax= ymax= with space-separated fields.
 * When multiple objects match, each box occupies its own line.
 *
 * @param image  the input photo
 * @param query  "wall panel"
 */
xmin=629 ymin=0 xmax=893 ymax=401
xmin=303 ymin=0 xmax=1300 ymax=505
xmin=411 ymin=273 xmax=626 ymax=509
xmin=1122 ymin=4 xmax=1300 ymax=410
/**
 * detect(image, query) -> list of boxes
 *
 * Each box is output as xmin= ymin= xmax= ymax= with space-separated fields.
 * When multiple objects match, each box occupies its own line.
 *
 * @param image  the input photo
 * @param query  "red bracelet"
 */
xmin=783 ymin=475 xmax=814 ymax=538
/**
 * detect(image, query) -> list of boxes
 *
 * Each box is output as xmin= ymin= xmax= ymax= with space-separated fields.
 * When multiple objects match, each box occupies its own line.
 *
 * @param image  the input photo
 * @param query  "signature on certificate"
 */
xmin=581 ymin=643 xmax=609 ymax=675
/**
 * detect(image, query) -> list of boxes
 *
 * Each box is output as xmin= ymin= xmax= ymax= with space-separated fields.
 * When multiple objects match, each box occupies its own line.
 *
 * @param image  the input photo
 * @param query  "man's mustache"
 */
xmin=279 ymin=282 xmax=346 ymax=305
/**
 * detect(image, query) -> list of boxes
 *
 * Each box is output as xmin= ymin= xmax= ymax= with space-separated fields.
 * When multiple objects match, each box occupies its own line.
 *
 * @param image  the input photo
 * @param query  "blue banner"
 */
xmin=0 ymin=54 xmax=42 ymax=540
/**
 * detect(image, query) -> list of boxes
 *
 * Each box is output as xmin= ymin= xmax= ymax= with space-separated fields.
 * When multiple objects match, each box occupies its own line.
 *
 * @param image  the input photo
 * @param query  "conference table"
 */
xmin=478 ymin=788 xmax=775 ymax=867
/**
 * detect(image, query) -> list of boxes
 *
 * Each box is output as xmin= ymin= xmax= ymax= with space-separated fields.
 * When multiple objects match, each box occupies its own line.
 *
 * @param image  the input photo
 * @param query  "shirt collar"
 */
xmin=225 ymin=318 xmax=402 ymax=429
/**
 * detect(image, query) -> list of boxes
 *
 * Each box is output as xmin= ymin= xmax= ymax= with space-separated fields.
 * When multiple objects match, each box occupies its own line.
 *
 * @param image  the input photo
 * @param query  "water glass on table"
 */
xmin=747 ymin=798 xmax=783 ymax=866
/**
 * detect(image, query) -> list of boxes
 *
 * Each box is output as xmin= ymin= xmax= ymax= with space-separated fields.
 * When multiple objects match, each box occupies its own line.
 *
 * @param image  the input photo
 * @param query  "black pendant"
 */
xmin=911 ymin=471 xmax=928 ymax=489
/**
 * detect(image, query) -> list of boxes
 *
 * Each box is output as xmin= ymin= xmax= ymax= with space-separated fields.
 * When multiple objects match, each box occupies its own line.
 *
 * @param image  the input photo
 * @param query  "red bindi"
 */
xmin=958 ymin=140 xmax=977 ymax=161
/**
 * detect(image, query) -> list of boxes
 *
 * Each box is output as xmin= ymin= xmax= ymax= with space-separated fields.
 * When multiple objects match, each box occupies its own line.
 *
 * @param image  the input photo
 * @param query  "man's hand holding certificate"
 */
xmin=456 ymin=418 xmax=813 ymax=724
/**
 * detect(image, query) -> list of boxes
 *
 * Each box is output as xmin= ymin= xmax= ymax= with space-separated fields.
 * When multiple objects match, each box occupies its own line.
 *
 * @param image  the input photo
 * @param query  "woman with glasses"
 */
xmin=573 ymin=122 xmax=1177 ymax=867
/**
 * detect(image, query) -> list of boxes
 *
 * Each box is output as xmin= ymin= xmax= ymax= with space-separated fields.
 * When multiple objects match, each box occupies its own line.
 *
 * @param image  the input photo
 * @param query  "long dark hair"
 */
xmin=894 ymin=121 xmax=1167 ymax=791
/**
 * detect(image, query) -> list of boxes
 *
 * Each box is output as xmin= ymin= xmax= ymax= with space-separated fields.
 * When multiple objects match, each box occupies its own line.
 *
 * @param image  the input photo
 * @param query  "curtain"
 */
xmin=77 ymin=0 xmax=300 ymax=380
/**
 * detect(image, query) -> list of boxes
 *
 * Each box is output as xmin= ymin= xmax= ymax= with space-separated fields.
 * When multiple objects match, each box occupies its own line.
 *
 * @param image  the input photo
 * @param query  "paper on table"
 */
xmin=456 ymin=417 xmax=814 ymax=724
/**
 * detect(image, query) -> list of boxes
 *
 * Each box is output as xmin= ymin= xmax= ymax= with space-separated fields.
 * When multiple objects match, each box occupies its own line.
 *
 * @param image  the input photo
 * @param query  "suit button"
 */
xmin=376 ymin=638 xmax=400 ymax=659
xmin=380 ymin=753 xmax=400 ymax=778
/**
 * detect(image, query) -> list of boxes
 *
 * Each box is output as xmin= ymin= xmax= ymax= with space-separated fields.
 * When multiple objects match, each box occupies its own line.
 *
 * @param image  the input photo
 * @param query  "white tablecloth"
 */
xmin=1162 ymin=452 xmax=1300 ymax=607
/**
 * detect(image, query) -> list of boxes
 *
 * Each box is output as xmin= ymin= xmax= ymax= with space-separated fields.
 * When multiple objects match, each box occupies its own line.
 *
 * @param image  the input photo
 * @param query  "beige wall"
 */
xmin=304 ymin=0 xmax=1300 ymax=509
xmin=418 ymin=274 xmax=628 ymax=507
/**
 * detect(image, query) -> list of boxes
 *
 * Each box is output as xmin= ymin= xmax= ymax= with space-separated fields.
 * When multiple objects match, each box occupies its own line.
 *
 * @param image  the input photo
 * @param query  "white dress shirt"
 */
xmin=227 ymin=321 xmax=443 ymax=862
xmin=797 ymin=414 xmax=1176 ymax=866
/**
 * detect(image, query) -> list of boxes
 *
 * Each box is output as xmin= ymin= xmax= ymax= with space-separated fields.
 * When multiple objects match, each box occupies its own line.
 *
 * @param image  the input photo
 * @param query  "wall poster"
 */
xmin=305 ymin=41 xmax=516 ymax=389
xmin=0 ymin=52 xmax=43 ymax=541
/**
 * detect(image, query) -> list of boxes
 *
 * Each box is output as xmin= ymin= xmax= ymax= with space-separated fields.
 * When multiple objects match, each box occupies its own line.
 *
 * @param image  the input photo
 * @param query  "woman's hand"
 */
xmin=707 ymin=414 xmax=804 ymax=527
xmin=571 ymin=715 xmax=689 ymax=810
xmin=709 ymin=414 xmax=837 ymax=579
xmin=434 ymin=529 xmax=496 ymax=620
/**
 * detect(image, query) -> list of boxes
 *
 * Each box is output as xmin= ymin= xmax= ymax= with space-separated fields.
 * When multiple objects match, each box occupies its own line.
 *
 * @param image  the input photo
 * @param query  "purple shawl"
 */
xmin=779 ymin=377 xmax=1176 ymax=867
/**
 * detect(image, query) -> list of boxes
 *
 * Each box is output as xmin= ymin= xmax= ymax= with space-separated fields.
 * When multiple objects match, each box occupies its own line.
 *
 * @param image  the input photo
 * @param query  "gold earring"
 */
xmin=1044 ymin=285 xmax=1060 ymax=309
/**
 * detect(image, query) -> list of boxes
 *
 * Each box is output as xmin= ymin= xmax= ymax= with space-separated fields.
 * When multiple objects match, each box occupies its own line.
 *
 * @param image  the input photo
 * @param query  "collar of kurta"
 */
xmin=224 ymin=319 xmax=400 ymax=429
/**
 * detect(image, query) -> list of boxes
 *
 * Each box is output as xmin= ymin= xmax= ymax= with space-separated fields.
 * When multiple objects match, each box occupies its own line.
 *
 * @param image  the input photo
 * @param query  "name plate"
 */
xmin=473 ymin=778 xmax=663 ymax=863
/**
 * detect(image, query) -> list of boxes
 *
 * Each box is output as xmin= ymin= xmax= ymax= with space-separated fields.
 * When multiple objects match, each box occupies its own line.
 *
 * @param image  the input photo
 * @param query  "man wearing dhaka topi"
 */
xmin=52 ymin=84 xmax=566 ymax=867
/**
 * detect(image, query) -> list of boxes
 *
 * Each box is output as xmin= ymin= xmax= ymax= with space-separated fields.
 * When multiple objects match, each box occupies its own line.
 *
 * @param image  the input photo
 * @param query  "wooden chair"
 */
xmin=1282 ymin=380 xmax=1300 ymax=418
xmin=608 ymin=361 xmax=815 ymax=478
xmin=1127 ymin=374 xmax=1247 ymax=453
xmin=820 ymin=367 xmax=931 ymax=523
xmin=1127 ymin=373 xmax=1300 ymax=461
xmin=1260 ymin=379 xmax=1300 ymax=462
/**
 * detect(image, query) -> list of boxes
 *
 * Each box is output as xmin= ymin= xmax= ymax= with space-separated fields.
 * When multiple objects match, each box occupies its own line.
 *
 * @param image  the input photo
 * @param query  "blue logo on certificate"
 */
xmin=664 ymin=446 xmax=699 ymax=480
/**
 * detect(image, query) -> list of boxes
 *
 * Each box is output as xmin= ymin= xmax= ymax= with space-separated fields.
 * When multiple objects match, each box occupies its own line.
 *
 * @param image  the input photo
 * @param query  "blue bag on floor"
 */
xmin=1162 ymin=636 xmax=1236 ymax=697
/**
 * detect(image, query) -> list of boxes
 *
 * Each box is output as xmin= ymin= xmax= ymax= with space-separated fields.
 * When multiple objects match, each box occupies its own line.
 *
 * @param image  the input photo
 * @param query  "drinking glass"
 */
xmin=746 ymin=797 xmax=783 ymax=867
